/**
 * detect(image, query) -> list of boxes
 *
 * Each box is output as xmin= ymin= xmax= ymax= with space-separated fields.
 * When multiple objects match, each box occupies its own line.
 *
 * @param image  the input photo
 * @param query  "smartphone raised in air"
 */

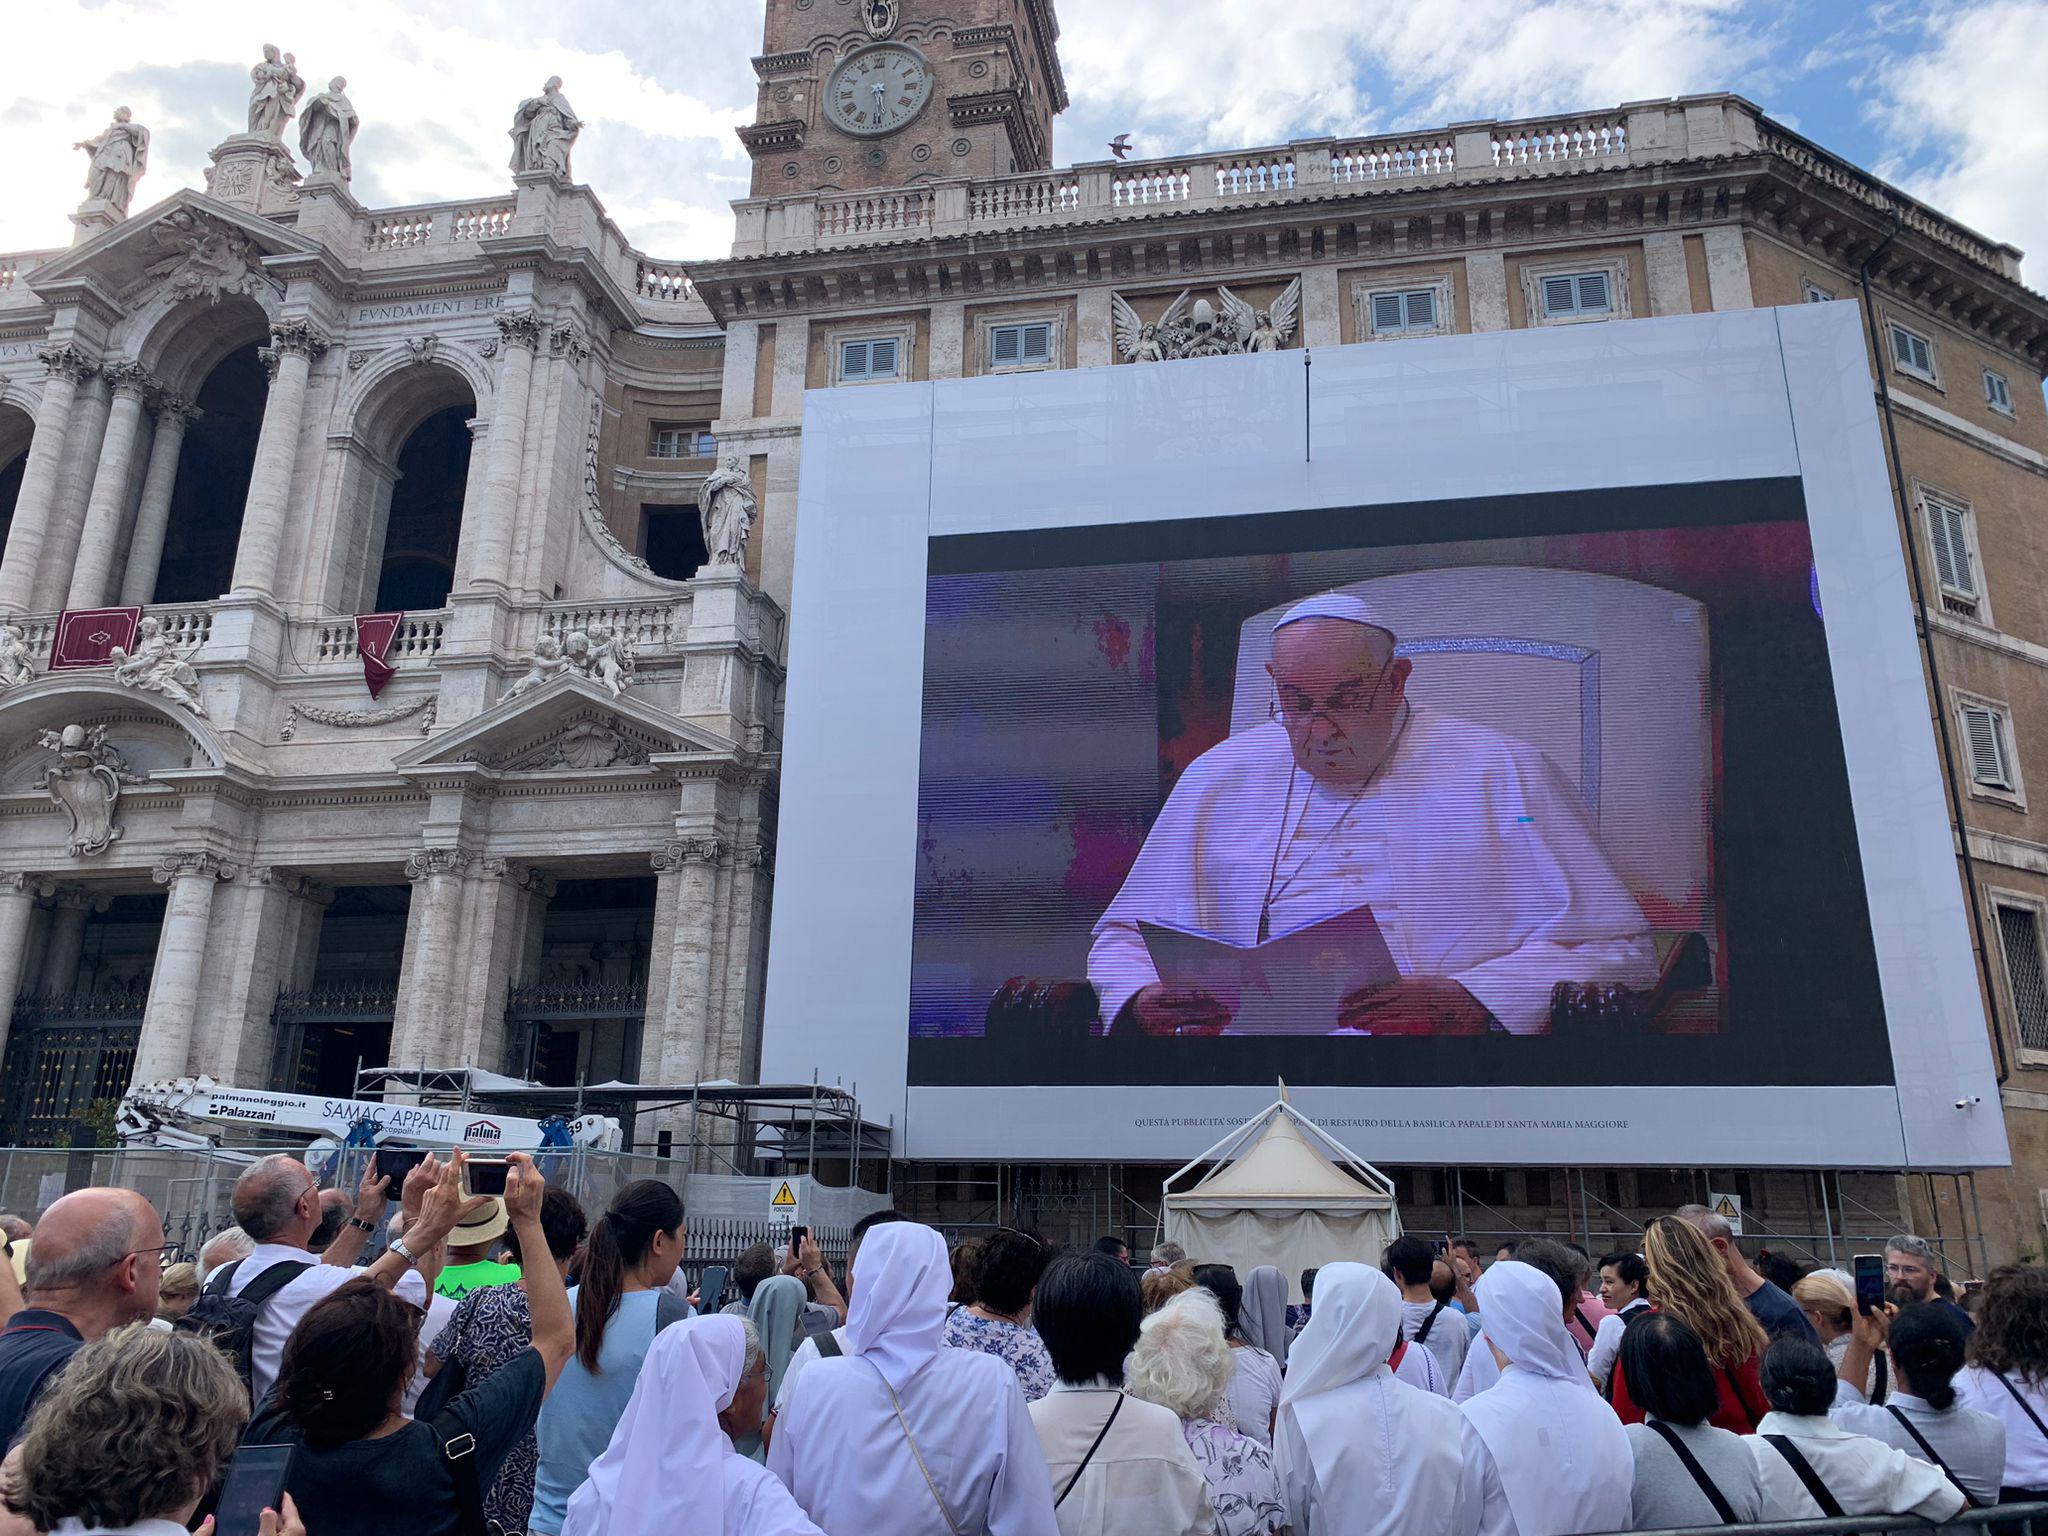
xmin=1853 ymin=1253 xmax=1885 ymax=1315
xmin=373 ymin=1147 xmax=427 ymax=1185
xmin=465 ymin=1157 xmax=511 ymax=1196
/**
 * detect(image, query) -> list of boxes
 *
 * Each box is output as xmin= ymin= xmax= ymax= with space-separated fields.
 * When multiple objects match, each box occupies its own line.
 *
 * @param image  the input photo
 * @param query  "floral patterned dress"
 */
xmin=1182 ymin=1415 xmax=1288 ymax=1536
xmin=939 ymin=1307 xmax=1057 ymax=1401
xmin=429 ymin=1284 xmax=538 ymax=1533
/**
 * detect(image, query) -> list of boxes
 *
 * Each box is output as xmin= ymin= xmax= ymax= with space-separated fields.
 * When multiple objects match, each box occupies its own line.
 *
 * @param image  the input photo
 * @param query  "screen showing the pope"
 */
xmin=907 ymin=480 xmax=1892 ymax=1091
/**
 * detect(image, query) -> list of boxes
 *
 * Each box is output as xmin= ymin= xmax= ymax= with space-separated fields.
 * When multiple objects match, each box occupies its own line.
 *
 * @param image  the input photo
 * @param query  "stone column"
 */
xmin=199 ymin=869 xmax=331 ymax=1085
xmin=64 ymin=364 xmax=155 ymax=609
xmin=40 ymin=890 xmax=91 ymax=996
xmin=929 ymin=303 xmax=966 ymax=380
xmin=118 ymin=396 xmax=197 ymax=607
xmin=452 ymin=861 xmax=554 ymax=1072
xmin=130 ymin=853 xmax=237 ymax=1087
xmin=642 ymin=838 xmax=723 ymax=1086
xmin=1299 ymin=268 xmax=1342 ymax=348
xmin=456 ymin=312 xmax=541 ymax=591
xmin=0 ymin=874 xmax=36 ymax=1071
xmin=389 ymin=849 xmax=471 ymax=1070
xmin=0 ymin=346 xmax=95 ymax=614
xmin=229 ymin=320 xmax=328 ymax=600
xmin=1075 ymin=289 xmax=1113 ymax=369
xmin=1701 ymin=226 xmax=1754 ymax=311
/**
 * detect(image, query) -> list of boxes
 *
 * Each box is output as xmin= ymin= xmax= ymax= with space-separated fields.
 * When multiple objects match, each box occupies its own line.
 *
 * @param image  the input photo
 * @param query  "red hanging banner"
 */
xmin=49 ymin=606 xmax=141 ymax=669
xmin=353 ymin=612 xmax=403 ymax=699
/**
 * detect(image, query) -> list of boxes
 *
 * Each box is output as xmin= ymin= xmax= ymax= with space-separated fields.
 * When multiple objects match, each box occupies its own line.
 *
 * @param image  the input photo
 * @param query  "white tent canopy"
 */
xmin=1161 ymin=1089 xmax=1402 ymax=1304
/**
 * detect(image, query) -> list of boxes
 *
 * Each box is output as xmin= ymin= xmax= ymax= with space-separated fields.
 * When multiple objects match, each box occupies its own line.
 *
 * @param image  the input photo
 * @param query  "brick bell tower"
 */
xmin=740 ymin=0 xmax=1067 ymax=196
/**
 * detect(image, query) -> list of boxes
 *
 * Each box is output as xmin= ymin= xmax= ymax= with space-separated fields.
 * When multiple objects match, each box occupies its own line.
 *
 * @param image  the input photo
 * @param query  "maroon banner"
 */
xmin=49 ymin=606 xmax=141 ymax=669
xmin=354 ymin=612 xmax=403 ymax=699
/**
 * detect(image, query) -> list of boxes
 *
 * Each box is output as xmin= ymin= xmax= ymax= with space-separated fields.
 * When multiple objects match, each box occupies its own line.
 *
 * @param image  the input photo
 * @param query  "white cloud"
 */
xmin=1053 ymin=0 xmax=1776 ymax=162
xmin=0 ymin=0 xmax=757 ymax=256
xmin=1863 ymin=0 xmax=2048 ymax=281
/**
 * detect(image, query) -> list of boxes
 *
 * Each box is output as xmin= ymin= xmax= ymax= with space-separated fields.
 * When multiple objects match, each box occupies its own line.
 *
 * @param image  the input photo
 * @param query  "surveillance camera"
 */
xmin=1954 ymin=1096 xmax=1981 ymax=1109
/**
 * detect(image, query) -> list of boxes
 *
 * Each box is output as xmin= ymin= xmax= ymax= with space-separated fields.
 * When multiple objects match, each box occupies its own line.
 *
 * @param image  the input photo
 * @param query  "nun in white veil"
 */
xmin=561 ymin=1314 xmax=823 ymax=1536
xmin=1456 ymin=1262 xmax=1631 ymax=1536
xmin=768 ymin=1220 xmax=1059 ymax=1536
xmin=1273 ymin=1262 xmax=1464 ymax=1536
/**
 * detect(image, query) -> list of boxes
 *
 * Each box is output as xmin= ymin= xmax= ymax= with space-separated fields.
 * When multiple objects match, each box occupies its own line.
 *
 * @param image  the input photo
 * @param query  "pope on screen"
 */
xmin=1086 ymin=593 xmax=1659 ymax=1037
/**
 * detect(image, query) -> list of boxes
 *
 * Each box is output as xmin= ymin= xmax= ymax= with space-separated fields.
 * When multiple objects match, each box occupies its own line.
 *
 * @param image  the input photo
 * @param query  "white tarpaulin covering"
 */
xmin=1162 ymin=1095 xmax=1401 ymax=1303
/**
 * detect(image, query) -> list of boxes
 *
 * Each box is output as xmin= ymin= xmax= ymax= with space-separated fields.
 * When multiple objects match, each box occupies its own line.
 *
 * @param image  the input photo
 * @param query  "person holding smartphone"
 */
xmin=0 ymin=1323 xmax=305 ymax=1536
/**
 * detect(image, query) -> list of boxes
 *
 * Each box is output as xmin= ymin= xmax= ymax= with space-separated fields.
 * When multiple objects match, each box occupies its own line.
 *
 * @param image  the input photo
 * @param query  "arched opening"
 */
xmin=374 ymin=404 xmax=472 ymax=611
xmin=152 ymin=342 xmax=265 ymax=603
xmin=0 ymin=402 xmax=35 ymax=577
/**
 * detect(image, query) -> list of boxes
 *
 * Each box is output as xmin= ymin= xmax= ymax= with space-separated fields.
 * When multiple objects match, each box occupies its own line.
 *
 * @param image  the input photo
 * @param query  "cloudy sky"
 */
xmin=3 ymin=0 xmax=2044 ymax=282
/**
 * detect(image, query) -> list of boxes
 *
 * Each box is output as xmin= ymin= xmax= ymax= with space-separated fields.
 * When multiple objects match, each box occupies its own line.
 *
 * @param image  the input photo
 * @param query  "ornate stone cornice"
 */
xmin=36 ymin=344 xmax=98 ymax=385
xmin=737 ymin=119 xmax=805 ymax=157
xmin=652 ymin=836 xmax=725 ymax=871
xmin=404 ymin=847 xmax=473 ymax=880
xmin=496 ymin=311 xmax=544 ymax=351
xmin=152 ymin=851 xmax=237 ymax=884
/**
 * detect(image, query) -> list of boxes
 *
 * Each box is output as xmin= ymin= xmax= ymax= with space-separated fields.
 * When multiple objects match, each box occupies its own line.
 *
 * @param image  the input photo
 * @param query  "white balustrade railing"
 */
xmin=539 ymin=599 xmax=688 ymax=654
xmin=308 ymin=611 xmax=445 ymax=665
xmin=1492 ymin=119 xmax=1628 ymax=168
xmin=365 ymin=211 xmax=436 ymax=251
xmin=1113 ymin=165 xmax=1192 ymax=207
xmin=968 ymin=175 xmax=1082 ymax=222
xmin=0 ymin=250 xmax=59 ymax=294
xmin=1333 ymin=135 xmax=1455 ymax=183
xmin=5 ymin=603 xmax=212 ymax=663
xmin=449 ymin=204 xmax=514 ymax=241
xmin=817 ymin=189 xmax=932 ymax=240
xmin=1216 ymin=154 xmax=1296 ymax=196
xmin=635 ymin=261 xmax=697 ymax=303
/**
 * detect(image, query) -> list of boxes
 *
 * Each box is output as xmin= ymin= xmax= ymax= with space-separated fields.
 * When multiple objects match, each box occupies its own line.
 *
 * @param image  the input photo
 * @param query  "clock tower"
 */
xmin=740 ymin=0 xmax=1067 ymax=196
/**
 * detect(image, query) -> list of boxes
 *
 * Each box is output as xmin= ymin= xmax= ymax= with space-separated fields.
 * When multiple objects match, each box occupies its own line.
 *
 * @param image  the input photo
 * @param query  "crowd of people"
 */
xmin=0 ymin=1164 xmax=2038 ymax=1536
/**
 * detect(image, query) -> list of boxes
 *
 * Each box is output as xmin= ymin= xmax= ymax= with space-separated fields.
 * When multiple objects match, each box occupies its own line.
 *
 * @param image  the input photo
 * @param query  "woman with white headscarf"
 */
xmin=1274 ymin=1263 xmax=1465 ymax=1535
xmin=1457 ymin=1261 xmax=1631 ymax=1536
xmin=1238 ymin=1267 xmax=1290 ymax=1371
xmin=561 ymin=1315 xmax=823 ymax=1536
xmin=769 ymin=1221 xmax=1060 ymax=1536
xmin=736 ymin=1274 xmax=807 ymax=1457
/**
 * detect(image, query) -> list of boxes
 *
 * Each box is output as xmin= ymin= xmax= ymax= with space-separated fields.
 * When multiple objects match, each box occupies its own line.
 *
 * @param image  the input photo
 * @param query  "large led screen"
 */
xmin=910 ymin=484 xmax=1887 ymax=1090
xmin=763 ymin=304 xmax=2008 ymax=1168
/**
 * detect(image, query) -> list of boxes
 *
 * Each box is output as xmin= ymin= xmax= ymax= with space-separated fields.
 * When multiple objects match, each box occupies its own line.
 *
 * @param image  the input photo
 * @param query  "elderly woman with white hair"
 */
xmin=1126 ymin=1289 xmax=1286 ymax=1536
xmin=562 ymin=1314 xmax=823 ymax=1536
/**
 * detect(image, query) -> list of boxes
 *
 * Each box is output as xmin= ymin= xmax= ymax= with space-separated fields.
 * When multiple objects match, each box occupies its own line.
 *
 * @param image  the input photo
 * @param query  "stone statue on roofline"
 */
xmin=299 ymin=77 xmax=359 ymax=182
xmin=510 ymin=77 xmax=581 ymax=179
xmin=75 ymin=107 xmax=150 ymax=215
xmin=248 ymin=44 xmax=304 ymax=141
xmin=701 ymin=453 xmax=758 ymax=567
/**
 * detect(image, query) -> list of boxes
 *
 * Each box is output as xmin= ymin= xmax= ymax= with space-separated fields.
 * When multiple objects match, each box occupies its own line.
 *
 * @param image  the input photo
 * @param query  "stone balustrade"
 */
xmin=305 ymin=611 xmax=447 ymax=666
xmin=536 ymin=597 xmax=692 ymax=655
xmin=0 ymin=249 xmax=62 ymax=307
xmin=634 ymin=259 xmax=698 ymax=304
xmin=722 ymin=94 xmax=2024 ymax=281
xmin=5 ymin=602 xmax=213 ymax=663
xmin=361 ymin=198 xmax=520 ymax=253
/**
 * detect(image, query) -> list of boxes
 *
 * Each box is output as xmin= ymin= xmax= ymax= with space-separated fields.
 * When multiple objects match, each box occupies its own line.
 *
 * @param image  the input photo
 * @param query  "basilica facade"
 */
xmin=5 ymin=1 xmax=2048 ymax=1257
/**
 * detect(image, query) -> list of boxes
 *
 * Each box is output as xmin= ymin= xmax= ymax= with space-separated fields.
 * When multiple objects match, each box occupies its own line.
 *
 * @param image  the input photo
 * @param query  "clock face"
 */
xmin=824 ymin=44 xmax=932 ymax=138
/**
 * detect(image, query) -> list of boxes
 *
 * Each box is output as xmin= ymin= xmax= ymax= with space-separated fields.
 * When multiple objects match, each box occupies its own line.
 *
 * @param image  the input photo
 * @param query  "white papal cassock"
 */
xmin=769 ymin=1223 xmax=1059 ymax=1536
xmin=1088 ymin=707 xmax=1658 ymax=1034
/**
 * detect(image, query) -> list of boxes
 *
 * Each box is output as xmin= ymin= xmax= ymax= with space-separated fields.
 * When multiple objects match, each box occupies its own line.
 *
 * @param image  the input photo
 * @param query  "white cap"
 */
xmin=1273 ymin=592 xmax=1396 ymax=657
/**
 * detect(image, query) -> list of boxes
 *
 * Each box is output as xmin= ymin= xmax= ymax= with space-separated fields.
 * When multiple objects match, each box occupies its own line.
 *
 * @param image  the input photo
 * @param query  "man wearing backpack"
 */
xmin=209 ymin=1153 xmax=439 ymax=1403
xmin=0 ymin=1188 xmax=164 ymax=1446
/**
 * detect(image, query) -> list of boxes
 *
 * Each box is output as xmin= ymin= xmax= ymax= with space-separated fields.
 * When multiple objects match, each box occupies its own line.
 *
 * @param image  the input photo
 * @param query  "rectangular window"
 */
xmin=1888 ymin=322 xmax=1938 ymax=383
xmin=1983 ymin=369 xmax=2015 ymax=415
xmin=1924 ymin=493 xmax=1979 ymax=601
xmin=988 ymin=322 xmax=1053 ymax=369
xmin=1803 ymin=282 xmax=1836 ymax=303
xmin=1370 ymin=288 xmax=1440 ymax=336
xmin=1539 ymin=271 xmax=1614 ymax=321
xmin=648 ymin=424 xmax=697 ymax=459
xmin=839 ymin=337 xmax=901 ymax=383
xmin=1960 ymin=703 xmax=2014 ymax=791
xmin=1996 ymin=904 xmax=2048 ymax=1053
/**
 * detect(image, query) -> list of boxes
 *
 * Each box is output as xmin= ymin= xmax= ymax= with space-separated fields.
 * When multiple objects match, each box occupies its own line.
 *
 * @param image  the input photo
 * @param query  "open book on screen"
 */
xmin=1138 ymin=904 xmax=1399 ymax=1035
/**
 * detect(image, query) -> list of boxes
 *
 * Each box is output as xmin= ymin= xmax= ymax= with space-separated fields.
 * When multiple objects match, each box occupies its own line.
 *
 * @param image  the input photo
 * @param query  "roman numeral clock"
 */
xmin=826 ymin=44 xmax=932 ymax=137
xmin=740 ymin=0 xmax=1068 ymax=196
